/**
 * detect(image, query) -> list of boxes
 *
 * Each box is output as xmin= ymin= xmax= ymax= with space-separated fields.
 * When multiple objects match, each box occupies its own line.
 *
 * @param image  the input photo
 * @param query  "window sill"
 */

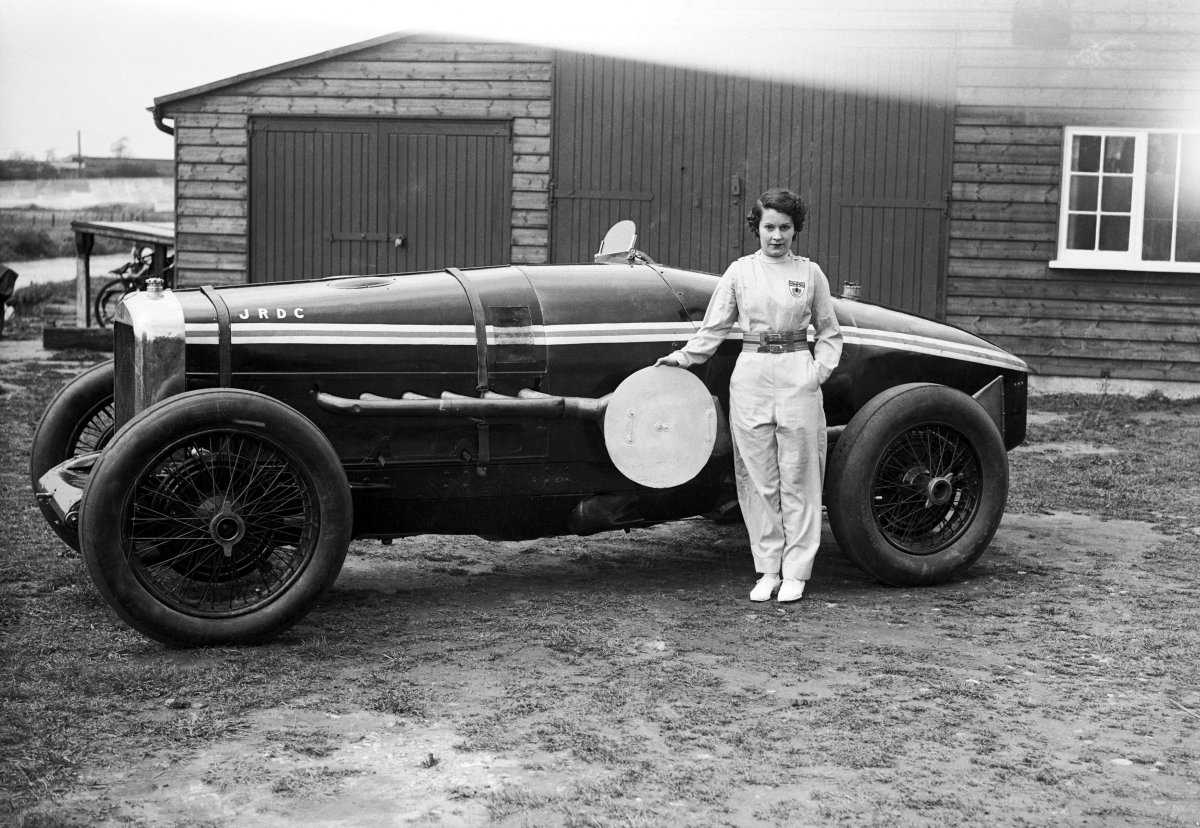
xmin=1049 ymin=258 xmax=1200 ymax=275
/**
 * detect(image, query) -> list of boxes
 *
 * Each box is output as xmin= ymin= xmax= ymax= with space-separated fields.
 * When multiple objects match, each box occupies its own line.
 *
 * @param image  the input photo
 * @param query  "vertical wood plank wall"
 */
xmin=162 ymin=37 xmax=552 ymax=286
xmin=160 ymin=4 xmax=1200 ymax=384
xmin=551 ymin=46 xmax=955 ymax=321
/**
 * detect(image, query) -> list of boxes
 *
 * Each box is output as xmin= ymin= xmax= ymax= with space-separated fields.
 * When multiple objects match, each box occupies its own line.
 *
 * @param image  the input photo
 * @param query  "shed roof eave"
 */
xmin=71 ymin=220 xmax=175 ymax=246
xmin=151 ymin=31 xmax=413 ymax=111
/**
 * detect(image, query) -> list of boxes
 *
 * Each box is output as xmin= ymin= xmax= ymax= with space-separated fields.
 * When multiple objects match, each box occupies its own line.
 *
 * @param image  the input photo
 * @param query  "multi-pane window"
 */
xmin=1053 ymin=127 xmax=1200 ymax=272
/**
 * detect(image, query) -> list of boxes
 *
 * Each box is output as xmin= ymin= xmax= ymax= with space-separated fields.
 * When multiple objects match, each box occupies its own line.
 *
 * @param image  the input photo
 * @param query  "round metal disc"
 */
xmin=603 ymin=366 xmax=718 ymax=488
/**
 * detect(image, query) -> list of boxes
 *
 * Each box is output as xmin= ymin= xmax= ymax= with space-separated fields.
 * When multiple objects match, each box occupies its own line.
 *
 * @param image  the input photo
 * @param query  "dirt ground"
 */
xmin=2 ymin=341 xmax=1199 ymax=827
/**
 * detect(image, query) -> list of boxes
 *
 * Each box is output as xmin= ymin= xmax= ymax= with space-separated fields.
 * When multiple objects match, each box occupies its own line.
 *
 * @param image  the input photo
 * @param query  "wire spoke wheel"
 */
xmin=826 ymin=383 xmax=1009 ymax=587
xmin=127 ymin=429 xmax=317 ymax=617
xmin=70 ymin=396 xmax=115 ymax=456
xmin=80 ymin=389 xmax=352 ymax=645
xmin=871 ymin=424 xmax=981 ymax=555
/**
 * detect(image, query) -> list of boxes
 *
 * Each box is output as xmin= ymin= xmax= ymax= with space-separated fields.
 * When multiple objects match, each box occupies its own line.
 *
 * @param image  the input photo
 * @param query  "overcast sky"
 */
xmin=0 ymin=0 xmax=625 ymax=161
xmin=7 ymin=2 xmax=1194 ymax=163
xmin=0 ymin=0 xmax=973 ymax=162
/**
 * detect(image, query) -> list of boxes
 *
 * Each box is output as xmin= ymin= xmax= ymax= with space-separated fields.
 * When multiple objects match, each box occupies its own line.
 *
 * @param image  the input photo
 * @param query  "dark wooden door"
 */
xmin=550 ymin=55 xmax=743 ymax=270
xmin=250 ymin=118 xmax=511 ymax=282
xmin=551 ymin=45 xmax=955 ymax=318
xmin=382 ymin=123 xmax=514 ymax=272
xmin=814 ymin=50 xmax=956 ymax=319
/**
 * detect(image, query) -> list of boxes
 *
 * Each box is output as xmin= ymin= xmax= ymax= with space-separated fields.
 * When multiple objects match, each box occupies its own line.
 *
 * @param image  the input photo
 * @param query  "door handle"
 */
xmin=394 ymin=235 xmax=406 ymax=248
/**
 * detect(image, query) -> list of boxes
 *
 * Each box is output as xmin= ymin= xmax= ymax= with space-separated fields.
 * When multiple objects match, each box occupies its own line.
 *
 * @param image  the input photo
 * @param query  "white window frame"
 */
xmin=1050 ymin=126 xmax=1199 ymax=274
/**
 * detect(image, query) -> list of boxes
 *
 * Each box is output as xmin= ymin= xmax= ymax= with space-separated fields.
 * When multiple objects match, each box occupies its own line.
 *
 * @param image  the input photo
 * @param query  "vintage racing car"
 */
xmin=32 ymin=222 xmax=1028 ymax=646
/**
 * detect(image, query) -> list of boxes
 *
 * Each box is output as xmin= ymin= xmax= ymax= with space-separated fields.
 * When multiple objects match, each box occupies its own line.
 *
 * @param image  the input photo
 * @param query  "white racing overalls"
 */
xmin=666 ymin=251 xmax=842 ymax=581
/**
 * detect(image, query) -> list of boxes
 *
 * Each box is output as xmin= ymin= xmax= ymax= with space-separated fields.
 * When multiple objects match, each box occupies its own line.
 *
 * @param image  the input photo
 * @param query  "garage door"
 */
xmin=250 ymin=118 xmax=512 ymax=282
xmin=551 ymin=46 xmax=955 ymax=318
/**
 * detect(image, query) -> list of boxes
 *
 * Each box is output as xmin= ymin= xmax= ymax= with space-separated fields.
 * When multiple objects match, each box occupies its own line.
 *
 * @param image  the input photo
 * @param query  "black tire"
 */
xmin=30 ymin=360 xmax=116 ymax=551
xmin=94 ymin=278 xmax=128 ymax=327
xmin=825 ymin=383 xmax=1008 ymax=587
xmin=78 ymin=389 xmax=353 ymax=646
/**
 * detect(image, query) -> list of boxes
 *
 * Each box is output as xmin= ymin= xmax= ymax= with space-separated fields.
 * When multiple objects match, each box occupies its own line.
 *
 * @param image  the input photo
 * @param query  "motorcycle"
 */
xmin=93 ymin=246 xmax=175 ymax=327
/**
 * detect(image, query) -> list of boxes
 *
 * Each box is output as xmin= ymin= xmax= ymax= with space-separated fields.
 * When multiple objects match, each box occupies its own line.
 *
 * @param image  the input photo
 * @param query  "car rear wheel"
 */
xmin=30 ymin=359 xmax=116 ymax=551
xmin=79 ymin=389 xmax=353 ymax=646
xmin=825 ymin=383 xmax=1008 ymax=586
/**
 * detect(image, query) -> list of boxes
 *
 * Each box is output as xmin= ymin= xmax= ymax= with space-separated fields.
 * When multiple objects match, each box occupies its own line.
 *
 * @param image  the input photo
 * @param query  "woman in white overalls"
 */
xmin=657 ymin=188 xmax=842 ymax=603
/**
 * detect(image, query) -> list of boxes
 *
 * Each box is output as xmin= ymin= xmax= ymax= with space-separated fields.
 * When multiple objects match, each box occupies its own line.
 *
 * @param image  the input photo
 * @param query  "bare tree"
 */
xmin=110 ymin=137 xmax=129 ymax=159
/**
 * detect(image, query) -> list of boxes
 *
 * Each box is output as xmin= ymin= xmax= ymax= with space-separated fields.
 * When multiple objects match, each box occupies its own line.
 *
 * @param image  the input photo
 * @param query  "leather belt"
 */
xmin=742 ymin=330 xmax=809 ymax=354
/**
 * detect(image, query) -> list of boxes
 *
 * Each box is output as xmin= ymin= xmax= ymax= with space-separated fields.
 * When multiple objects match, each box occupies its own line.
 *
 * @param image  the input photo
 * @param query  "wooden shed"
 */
xmin=152 ymin=2 xmax=1200 ymax=394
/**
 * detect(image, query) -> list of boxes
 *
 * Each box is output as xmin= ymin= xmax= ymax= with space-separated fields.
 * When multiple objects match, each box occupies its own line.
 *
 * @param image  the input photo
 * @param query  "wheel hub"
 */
xmin=902 ymin=466 xmax=956 ymax=508
xmin=926 ymin=475 xmax=955 ymax=506
xmin=207 ymin=501 xmax=246 ymax=557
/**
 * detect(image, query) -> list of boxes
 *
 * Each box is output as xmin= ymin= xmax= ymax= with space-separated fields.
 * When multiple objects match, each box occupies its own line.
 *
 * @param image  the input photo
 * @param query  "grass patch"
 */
xmin=1011 ymin=393 xmax=1200 ymax=529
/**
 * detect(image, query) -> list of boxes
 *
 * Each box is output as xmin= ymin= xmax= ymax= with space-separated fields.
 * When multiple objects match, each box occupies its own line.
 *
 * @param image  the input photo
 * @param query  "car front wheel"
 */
xmin=825 ymin=383 xmax=1008 ymax=586
xmin=78 ymin=389 xmax=353 ymax=646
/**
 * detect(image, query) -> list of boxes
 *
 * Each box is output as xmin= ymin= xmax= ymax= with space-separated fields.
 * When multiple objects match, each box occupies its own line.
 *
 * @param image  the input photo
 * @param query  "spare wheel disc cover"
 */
xmin=603 ymin=366 xmax=717 ymax=489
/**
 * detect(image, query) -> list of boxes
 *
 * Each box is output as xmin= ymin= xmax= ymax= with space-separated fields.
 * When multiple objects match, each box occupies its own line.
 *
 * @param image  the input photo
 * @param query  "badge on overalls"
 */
xmin=789 ymin=279 xmax=806 ymax=298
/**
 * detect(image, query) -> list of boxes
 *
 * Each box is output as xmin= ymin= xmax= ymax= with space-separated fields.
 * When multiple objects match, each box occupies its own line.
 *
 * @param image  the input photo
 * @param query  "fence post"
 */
xmin=75 ymin=231 xmax=94 ymax=327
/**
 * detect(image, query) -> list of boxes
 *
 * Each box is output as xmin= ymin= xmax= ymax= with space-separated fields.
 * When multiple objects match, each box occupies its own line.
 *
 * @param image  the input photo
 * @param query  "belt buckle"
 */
xmin=758 ymin=332 xmax=784 ymax=354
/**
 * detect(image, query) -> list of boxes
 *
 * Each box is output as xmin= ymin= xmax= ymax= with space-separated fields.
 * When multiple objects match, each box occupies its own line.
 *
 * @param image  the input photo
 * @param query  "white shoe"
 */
xmin=750 ymin=574 xmax=782 ymax=602
xmin=777 ymin=579 xmax=806 ymax=603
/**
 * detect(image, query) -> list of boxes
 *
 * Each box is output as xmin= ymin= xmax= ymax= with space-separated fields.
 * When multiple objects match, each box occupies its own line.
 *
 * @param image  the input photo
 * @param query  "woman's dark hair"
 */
xmin=746 ymin=188 xmax=807 ymax=234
